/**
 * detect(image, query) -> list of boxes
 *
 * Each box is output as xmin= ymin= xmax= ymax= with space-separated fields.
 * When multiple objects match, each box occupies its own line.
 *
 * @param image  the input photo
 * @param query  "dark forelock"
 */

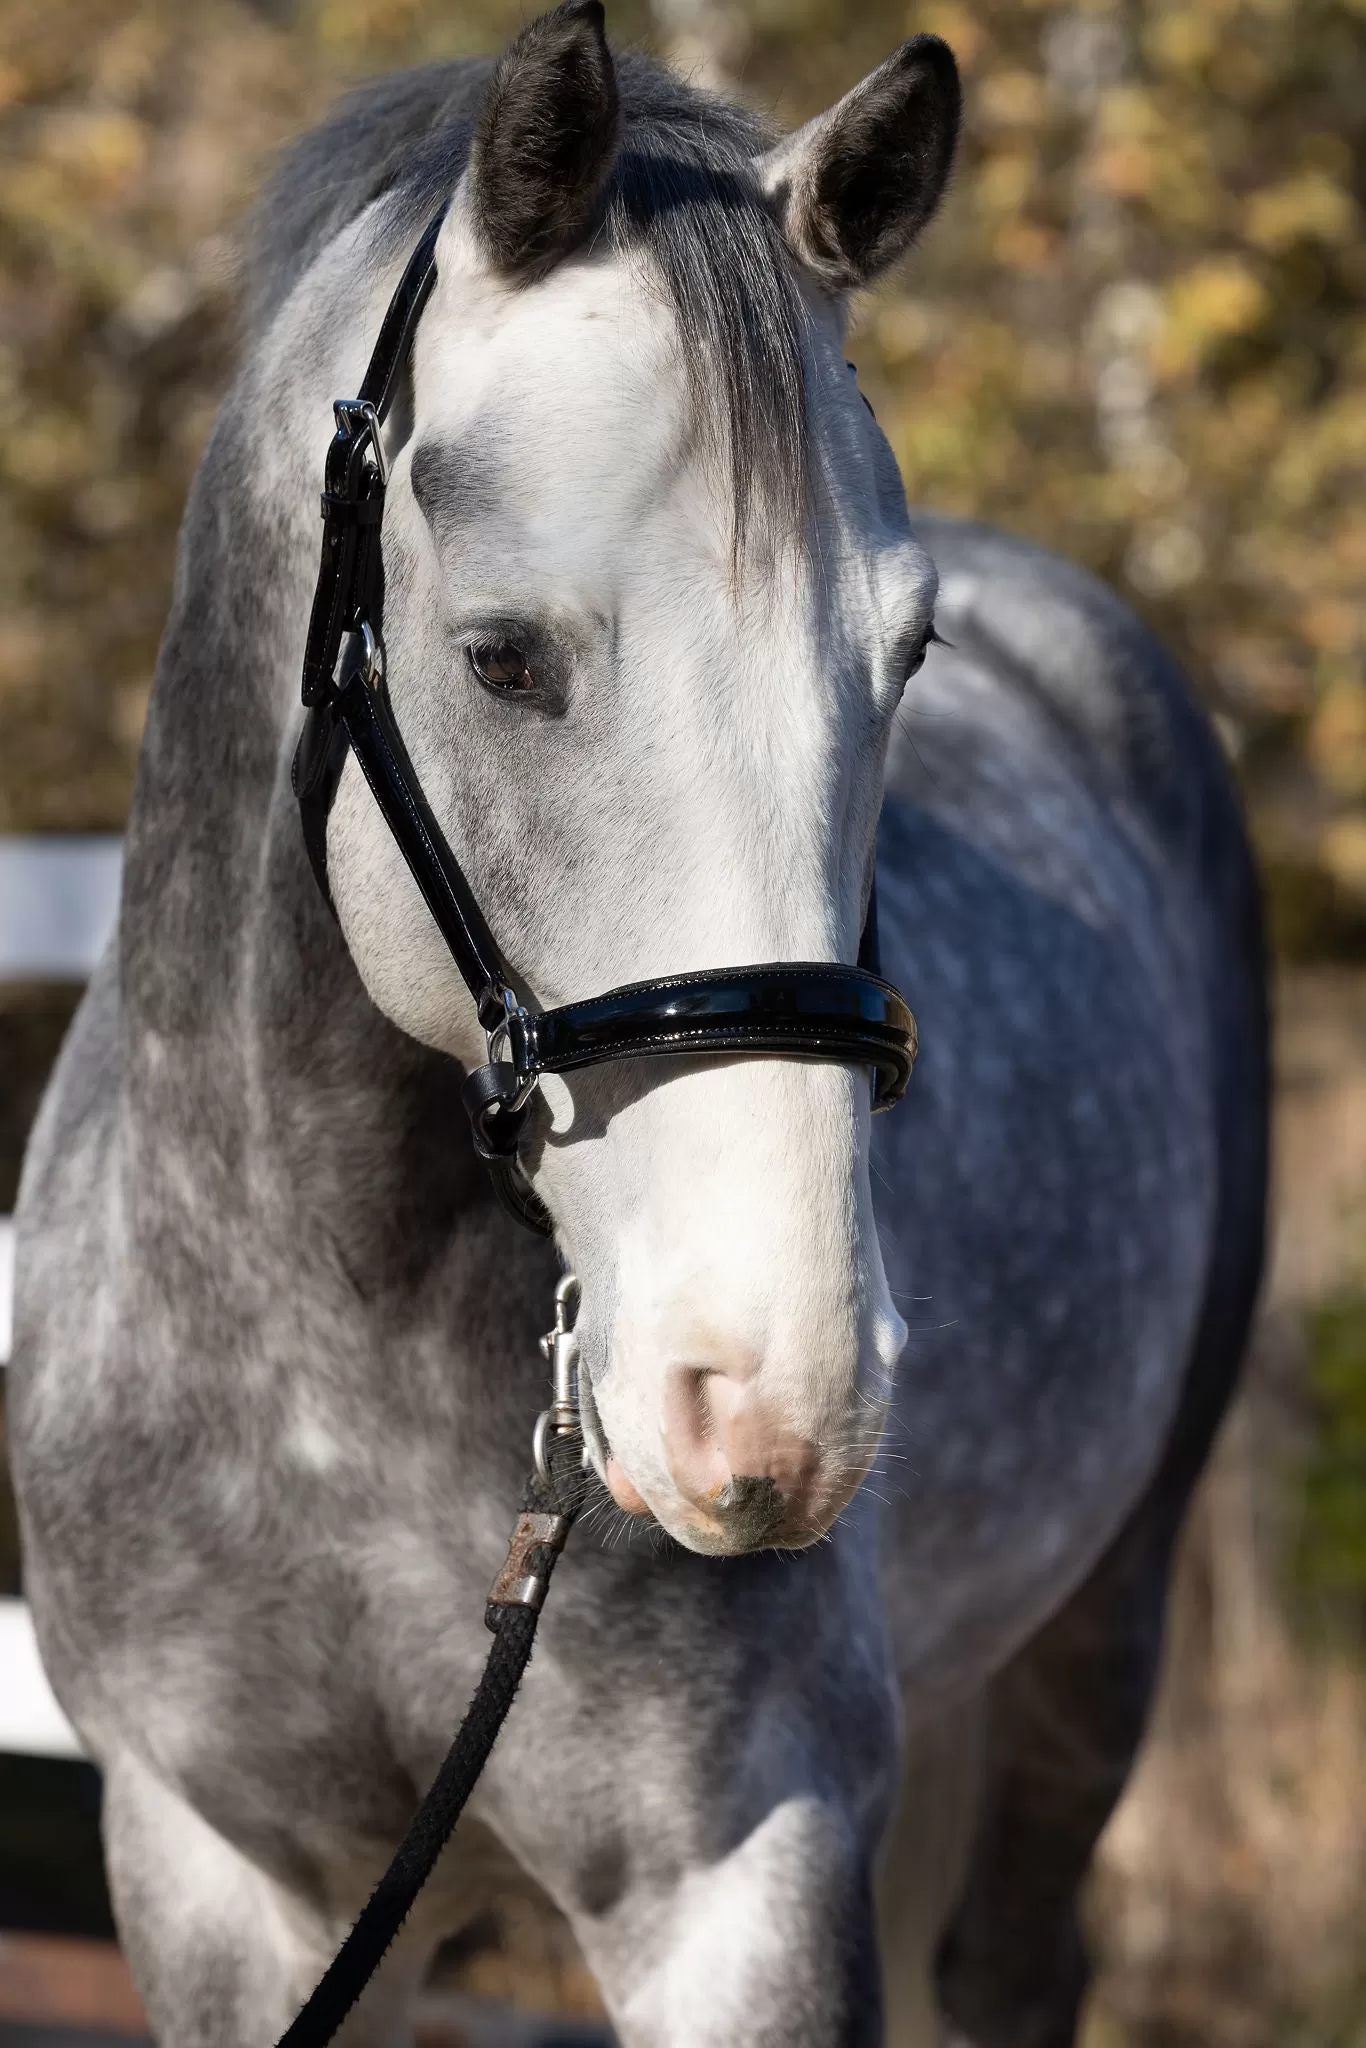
xmin=251 ymin=50 xmax=808 ymax=557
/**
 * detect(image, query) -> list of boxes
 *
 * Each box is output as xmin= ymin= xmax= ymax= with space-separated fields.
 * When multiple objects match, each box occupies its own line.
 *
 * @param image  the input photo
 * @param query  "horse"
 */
xmin=9 ymin=5 xmax=1267 ymax=2043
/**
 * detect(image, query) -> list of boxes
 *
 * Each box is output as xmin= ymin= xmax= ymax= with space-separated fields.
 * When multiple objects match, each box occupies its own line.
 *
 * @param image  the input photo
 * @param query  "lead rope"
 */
xmin=275 ymin=1277 xmax=584 ymax=2048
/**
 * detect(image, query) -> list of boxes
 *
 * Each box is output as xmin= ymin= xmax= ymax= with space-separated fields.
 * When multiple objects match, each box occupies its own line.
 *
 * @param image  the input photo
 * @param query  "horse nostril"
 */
xmin=606 ymin=1457 xmax=652 ymax=1517
xmin=711 ymin=1475 xmax=786 ymax=1547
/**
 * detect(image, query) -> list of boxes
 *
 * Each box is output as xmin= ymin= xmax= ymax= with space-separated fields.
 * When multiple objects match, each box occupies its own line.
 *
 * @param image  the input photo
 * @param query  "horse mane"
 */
xmin=250 ymin=51 xmax=808 ymax=554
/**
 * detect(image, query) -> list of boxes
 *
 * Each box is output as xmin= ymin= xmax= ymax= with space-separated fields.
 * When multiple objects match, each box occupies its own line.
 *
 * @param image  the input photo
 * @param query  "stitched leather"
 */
xmin=339 ymin=667 xmax=510 ymax=1028
xmin=356 ymin=211 xmax=444 ymax=418
xmin=302 ymin=421 xmax=383 ymax=706
xmin=519 ymin=966 xmax=916 ymax=1107
xmin=300 ymin=213 xmax=444 ymax=708
xmin=291 ymin=696 xmax=350 ymax=915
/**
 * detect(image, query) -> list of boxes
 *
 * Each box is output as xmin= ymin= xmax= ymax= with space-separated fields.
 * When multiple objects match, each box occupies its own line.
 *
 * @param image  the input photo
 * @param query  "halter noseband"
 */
xmin=291 ymin=213 xmax=918 ymax=1235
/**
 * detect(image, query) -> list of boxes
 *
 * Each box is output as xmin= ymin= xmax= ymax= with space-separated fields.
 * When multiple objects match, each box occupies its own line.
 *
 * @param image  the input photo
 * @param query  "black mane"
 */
xmin=251 ymin=50 xmax=808 ymax=550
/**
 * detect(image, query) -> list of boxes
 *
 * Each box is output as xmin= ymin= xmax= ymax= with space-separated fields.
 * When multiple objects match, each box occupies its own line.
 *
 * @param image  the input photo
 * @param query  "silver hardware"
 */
xmin=533 ymin=1273 xmax=581 ymax=1483
xmin=531 ymin=1409 xmax=555 ymax=1488
xmin=484 ymin=984 xmax=521 ymax=1063
xmin=502 ymin=1574 xmax=547 ymax=1610
xmin=335 ymin=397 xmax=387 ymax=486
xmin=358 ymin=619 xmax=384 ymax=690
xmin=484 ymin=986 xmax=540 ymax=1111
xmin=487 ymin=1509 xmax=572 ymax=1610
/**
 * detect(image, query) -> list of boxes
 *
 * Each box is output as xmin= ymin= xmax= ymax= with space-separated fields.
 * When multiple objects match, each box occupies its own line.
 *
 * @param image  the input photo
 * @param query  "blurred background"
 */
xmin=0 ymin=0 xmax=1364 ymax=2041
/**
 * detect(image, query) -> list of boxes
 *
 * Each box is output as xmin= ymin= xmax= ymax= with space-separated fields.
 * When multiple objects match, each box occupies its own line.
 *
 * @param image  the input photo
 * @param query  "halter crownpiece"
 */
xmin=292 ymin=212 xmax=919 ymax=1235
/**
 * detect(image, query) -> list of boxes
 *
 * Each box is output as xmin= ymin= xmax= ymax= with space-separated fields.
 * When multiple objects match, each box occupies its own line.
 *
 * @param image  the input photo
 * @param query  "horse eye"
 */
xmin=905 ymin=621 xmax=945 ymax=682
xmin=469 ymin=640 xmax=534 ymax=692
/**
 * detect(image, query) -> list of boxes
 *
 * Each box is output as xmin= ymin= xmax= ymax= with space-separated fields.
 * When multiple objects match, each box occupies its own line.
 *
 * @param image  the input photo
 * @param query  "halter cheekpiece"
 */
xmin=292 ymin=211 xmax=919 ymax=1234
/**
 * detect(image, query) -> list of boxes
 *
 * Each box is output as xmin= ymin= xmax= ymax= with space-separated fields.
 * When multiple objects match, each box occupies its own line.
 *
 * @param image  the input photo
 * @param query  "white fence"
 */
xmin=0 ymin=836 xmax=120 ymax=1759
xmin=0 ymin=837 xmax=122 ymax=981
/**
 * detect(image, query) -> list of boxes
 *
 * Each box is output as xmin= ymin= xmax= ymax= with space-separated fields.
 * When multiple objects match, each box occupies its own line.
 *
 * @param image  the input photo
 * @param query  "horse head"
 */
xmin=322 ymin=1 xmax=960 ymax=1553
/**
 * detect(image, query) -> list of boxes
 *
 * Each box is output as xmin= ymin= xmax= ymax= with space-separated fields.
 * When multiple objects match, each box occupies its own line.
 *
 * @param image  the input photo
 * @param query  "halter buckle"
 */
xmin=484 ymin=987 xmax=538 ymax=1111
xmin=333 ymin=397 xmax=387 ymax=487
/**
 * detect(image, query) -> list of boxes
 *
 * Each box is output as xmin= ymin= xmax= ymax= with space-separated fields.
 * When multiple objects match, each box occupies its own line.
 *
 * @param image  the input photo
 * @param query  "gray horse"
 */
xmin=10 ymin=5 xmax=1266 ymax=2044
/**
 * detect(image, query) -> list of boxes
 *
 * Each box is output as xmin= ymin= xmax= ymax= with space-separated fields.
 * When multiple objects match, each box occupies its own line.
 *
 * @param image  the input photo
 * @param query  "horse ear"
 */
xmin=467 ymin=0 xmax=621 ymax=280
xmin=756 ymin=36 xmax=961 ymax=292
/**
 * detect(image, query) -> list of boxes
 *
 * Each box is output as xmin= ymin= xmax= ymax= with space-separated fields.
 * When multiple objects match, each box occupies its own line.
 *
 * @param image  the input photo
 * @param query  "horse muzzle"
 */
xmin=596 ymin=1333 xmax=895 ymax=1554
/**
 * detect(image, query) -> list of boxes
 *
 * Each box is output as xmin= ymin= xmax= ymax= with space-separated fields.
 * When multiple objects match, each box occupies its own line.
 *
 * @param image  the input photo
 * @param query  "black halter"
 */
xmin=292 ymin=214 xmax=918 ymax=1234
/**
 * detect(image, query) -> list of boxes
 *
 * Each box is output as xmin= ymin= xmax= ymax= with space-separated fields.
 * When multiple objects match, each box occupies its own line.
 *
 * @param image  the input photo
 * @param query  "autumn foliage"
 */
xmin=2 ymin=0 xmax=1363 ymax=971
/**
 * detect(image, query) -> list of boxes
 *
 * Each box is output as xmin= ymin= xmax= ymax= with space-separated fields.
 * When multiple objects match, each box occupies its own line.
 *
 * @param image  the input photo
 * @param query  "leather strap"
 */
xmin=511 ymin=964 xmax=915 ymax=1110
xmin=338 ymin=664 xmax=511 ymax=1030
xmin=300 ymin=213 xmax=444 ymax=710
xmin=355 ymin=210 xmax=446 ymax=419
xmin=292 ymin=695 xmax=350 ymax=907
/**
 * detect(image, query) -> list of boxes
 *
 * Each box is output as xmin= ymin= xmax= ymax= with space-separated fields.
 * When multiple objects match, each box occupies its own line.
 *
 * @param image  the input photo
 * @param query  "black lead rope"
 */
xmin=278 ymin=1611 xmax=542 ymax=2048
xmin=277 ymin=1294 xmax=585 ymax=2048
xmin=277 ymin=1458 xmax=580 ymax=2048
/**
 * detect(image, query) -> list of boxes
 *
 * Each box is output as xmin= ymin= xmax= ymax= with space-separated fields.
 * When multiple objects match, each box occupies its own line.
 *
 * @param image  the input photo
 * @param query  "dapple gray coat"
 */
xmin=11 ymin=13 xmax=1266 ymax=2046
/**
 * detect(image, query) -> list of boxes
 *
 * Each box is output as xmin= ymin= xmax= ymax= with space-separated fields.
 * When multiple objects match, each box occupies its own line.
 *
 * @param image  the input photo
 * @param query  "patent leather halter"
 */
xmin=292 ymin=212 xmax=918 ymax=1235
